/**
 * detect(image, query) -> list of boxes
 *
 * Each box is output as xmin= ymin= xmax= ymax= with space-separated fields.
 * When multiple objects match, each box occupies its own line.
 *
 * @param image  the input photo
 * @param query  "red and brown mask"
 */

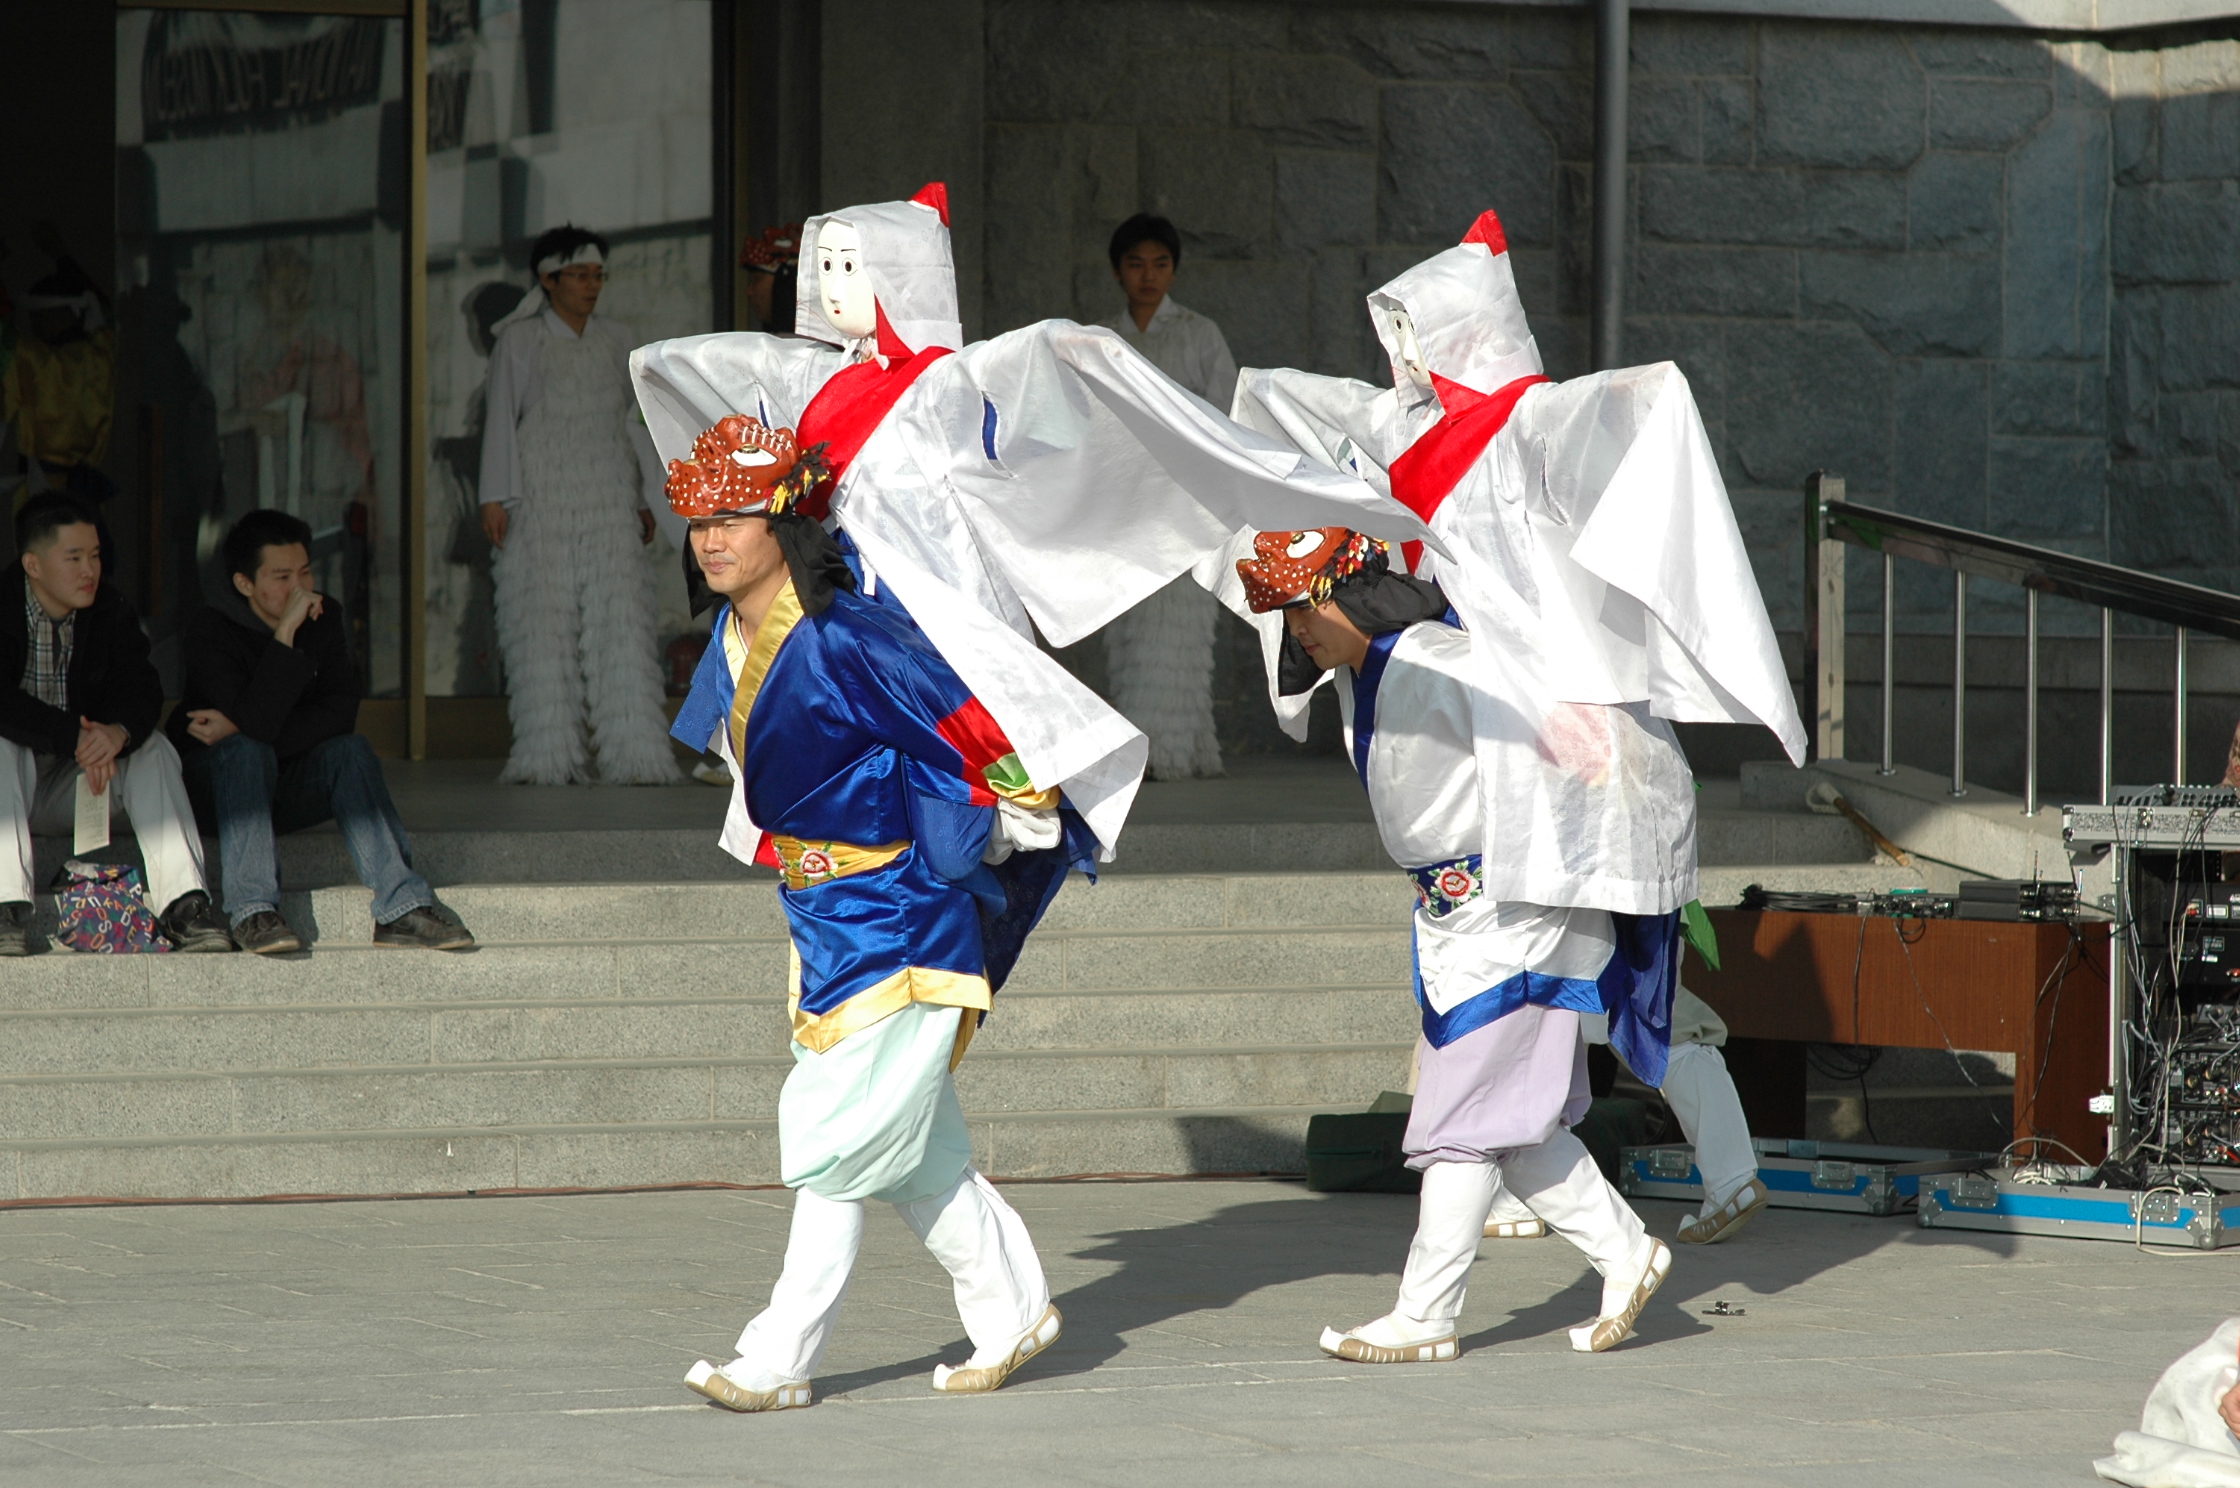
xmin=1235 ymin=526 xmax=1387 ymax=614
xmin=665 ymin=416 xmax=825 ymax=518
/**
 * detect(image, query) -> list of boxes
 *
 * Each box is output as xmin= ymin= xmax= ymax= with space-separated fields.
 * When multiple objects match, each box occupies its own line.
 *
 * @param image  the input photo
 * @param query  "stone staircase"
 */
xmin=0 ymin=873 xmax=1424 ymax=1200
xmin=0 ymin=779 xmax=1929 ymax=1202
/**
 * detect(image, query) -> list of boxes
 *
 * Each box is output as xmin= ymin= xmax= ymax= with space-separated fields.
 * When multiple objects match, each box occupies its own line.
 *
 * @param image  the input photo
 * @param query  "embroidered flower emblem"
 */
xmin=798 ymin=849 xmax=834 ymax=879
xmin=1407 ymin=855 xmax=1484 ymax=918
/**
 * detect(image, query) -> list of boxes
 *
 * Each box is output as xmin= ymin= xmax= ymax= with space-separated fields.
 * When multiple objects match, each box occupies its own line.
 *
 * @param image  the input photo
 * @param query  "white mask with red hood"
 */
xmin=794 ymin=183 xmax=963 ymax=362
xmin=1369 ymin=211 xmax=1543 ymax=416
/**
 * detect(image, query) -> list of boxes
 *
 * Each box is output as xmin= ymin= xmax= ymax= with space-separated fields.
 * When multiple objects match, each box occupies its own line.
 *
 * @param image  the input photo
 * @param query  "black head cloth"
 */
xmin=1275 ymin=568 xmax=1452 ymax=696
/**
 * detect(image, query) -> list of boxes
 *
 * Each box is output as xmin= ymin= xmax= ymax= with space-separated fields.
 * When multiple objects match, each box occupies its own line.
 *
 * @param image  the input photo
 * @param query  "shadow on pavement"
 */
xmin=815 ymin=1182 xmax=2039 ymax=1397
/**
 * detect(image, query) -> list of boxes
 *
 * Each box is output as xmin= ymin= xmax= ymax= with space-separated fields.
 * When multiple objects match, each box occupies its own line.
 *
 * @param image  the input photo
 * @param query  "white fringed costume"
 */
xmin=1217 ymin=208 xmax=1805 ymax=1362
xmin=481 ymin=304 xmax=680 ymax=785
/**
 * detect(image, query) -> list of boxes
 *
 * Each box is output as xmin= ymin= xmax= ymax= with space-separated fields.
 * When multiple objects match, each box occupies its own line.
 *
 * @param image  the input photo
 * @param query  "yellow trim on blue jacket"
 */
xmin=785 ymin=948 xmax=993 ymax=1055
xmin=728 ymin=579 xmax=805 ymax=768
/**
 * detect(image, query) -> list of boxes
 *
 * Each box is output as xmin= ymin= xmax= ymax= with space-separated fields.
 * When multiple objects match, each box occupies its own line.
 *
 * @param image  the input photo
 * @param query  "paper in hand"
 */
xmin=73 ymin=772 xmax=111 ymax=854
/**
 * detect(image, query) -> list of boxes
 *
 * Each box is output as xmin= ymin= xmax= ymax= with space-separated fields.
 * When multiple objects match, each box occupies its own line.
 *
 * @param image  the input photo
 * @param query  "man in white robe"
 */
xmin=478 ymin=224 xmax=679 ymax=786
xmin=1095 ymin=213 xmax=1237 ymax=780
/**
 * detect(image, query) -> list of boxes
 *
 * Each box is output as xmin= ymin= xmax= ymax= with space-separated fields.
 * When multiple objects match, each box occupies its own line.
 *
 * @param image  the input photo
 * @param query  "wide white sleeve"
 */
xmin=943 ymin=320 xmax=1436 ymax=649
xmin=831 ymin=525 xmax=1149 ymax=862
xmin=631 ymin=332 xmax=850 ymax=466
xmin=1229 ymin=366 xmax=1417 ymax=494
xmin=1558 ymin=365 xmax=1806 ymax=765
xmin=476 ymin=327 xmax=534 ymax=509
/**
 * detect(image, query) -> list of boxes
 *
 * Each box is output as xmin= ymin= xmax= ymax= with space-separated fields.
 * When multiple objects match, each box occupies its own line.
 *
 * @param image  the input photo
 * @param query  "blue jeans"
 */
xmin=186 ymin=733 xmax=432 ymax=927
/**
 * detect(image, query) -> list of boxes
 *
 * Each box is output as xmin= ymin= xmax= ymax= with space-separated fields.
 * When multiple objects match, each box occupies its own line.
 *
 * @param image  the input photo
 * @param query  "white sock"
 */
xmin=1392 ymin=1161 xmax=1500 ymax=1325
xmin=1599 ymin=1235 xmax=1661 ymax=1319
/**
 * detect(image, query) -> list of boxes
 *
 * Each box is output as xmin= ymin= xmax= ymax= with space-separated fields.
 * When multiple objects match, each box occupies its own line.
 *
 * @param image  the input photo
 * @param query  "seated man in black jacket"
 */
xmin=169 ymin=510 xmax=473 ymax=954
xmin=0 ymin=494 xmax=232 ymax=955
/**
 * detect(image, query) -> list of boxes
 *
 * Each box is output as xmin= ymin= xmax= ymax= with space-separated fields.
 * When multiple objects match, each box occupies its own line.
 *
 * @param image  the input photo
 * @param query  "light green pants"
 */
xmin=777 ymin=1000 xmax=974 ymax=1204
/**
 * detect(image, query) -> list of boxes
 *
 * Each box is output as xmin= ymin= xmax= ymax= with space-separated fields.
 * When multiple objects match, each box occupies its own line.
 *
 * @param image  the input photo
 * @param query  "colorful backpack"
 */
xmin=53 ymin=859 xmax=171 ymax=954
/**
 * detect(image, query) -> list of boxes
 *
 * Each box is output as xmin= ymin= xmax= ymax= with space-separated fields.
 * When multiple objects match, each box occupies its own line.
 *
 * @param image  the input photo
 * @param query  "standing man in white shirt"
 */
xmin=477 ymin=224 xmax=680 ymax=786
xmin=1096 ymin=215 xmax=1236 ymax=779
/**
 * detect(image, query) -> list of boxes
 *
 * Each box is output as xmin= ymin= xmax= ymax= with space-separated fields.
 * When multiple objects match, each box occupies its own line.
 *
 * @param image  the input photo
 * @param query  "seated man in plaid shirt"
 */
xmin=0 ymin=493 xmax=232 ymax=954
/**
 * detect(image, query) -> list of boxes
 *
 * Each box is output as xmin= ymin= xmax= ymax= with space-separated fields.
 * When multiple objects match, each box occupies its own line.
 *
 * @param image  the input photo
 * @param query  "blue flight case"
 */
xmin=1916 ymin=1164 xmax=2240 ymax=1249
xmin=1619 ymin=1139 xmax=1997 ymax=1217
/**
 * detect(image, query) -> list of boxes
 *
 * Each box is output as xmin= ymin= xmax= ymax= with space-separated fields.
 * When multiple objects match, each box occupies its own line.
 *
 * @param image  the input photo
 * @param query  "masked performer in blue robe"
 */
xmin=667 ymin=418 xmax=1087 ymax=1412
xmin=639 ymin=186 xmax=1436 ymax=1414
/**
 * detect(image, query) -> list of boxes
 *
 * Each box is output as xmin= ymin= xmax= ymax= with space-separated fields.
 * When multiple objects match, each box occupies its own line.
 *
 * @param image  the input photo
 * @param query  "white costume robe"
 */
xmin=1341 ymin=618 xmax=1612 ymax=1156
xmin=633 ymin=189 xmax=1434 ymax=864
xmin=480 ymin=308 xmax=678 ymax=785
xmin=1227 ymin=214 xmax=1803 ymax=919
xmin=2097 ymin=1318 xmax=2240 ymax=1487
xmin=1095 ymin=297 xmax=1239 ymax=780
xmin=1332 ymin=612 xmax=1653 ymax=1338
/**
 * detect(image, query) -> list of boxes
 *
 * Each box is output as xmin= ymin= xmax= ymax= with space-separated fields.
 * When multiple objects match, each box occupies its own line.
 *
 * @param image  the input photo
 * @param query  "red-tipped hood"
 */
xmin=1367 ymin=208 xmax=1542 ymax=405
xmin=795 ymin=182 xmax=962 ymax=355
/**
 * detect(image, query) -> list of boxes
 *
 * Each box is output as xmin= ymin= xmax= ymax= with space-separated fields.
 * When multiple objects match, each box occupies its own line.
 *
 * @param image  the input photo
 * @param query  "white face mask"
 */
xmin=817 ymin=220 xmax=877 ymax=340
xmin=1389 ymin=309 xmax=1433 ymax=390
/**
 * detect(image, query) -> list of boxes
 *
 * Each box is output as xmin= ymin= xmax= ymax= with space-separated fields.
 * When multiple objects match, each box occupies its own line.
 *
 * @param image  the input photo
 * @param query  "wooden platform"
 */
xmin=1689 ymin=909 xmax=2112 ymax=1161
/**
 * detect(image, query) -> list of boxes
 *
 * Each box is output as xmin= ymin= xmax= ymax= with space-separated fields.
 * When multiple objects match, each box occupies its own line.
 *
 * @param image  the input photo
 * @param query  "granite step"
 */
xmin=0 ymin=974 xmax=1419 ymax=1069
xmin=30 ymin=795 xmax=1891 ymax=892
xmin=0 ymin=1103 xmax=1340 ymax=1201
xmin=0 ymin=1042 xmax=1412 ymax=1142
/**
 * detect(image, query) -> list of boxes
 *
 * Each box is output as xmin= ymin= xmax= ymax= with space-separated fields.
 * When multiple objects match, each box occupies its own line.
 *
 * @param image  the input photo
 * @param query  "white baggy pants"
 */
xmin=0 ymin=734 xmax=207 ymax=911
xmin=731 ymin=1168 xmax=1051 ymax=1385
xmin=728 ymin=1002 xmax=1051 ymax=1386
xmin=1659 ymin=1042 xmax=1757 ymax=1204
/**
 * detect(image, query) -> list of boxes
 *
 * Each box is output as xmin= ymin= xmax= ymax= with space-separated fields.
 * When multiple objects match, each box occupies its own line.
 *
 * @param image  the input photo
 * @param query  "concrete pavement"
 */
xmin=0 ymin=1179 xmax=2225 ymax=1486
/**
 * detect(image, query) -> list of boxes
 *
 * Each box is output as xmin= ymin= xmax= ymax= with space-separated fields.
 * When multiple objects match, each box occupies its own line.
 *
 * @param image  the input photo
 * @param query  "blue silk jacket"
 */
xmin=673 ymin=578 xmax=1091 ymax=1055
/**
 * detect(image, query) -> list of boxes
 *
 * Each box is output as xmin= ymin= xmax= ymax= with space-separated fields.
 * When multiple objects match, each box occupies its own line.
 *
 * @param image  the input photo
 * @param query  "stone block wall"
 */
xmin=2110 ymin=39 xmax=2240 ymax=598
xmin=971 ymin=2 xmax=2240 ymax=768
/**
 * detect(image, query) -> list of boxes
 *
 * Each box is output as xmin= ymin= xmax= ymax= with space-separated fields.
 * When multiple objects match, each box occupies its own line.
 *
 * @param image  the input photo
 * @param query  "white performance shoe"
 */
xmin=1677 ymin=1178 xmax=1769 ymax=1246
xmin=930 ymin=1303 xmax=1062 ymax=1393
xmin=1484 ymin=1216 xmax=1545 ymax=1240
xmin=1568 ymin=1237 xmax=1673 ymax=1354
xmin=1317 ymin=1312 xmax=1460 ymax=1364
xmin=684 ymin=1358 xmax=812 ymax=1412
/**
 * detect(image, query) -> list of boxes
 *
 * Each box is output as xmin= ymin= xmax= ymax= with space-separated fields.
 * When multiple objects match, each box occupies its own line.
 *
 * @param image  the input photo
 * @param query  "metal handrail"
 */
xmin=1802 ymin=473 xmax=2230 ymax=815
xmin=1820 ymin=498 xmax=2240 ymax=641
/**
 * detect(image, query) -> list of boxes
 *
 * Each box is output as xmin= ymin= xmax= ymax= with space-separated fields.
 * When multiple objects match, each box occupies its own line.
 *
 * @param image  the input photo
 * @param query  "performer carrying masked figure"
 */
xmin=634 ymin=183 xmax=1433 ymax=1407
xmin=667 ymin=418 xmax=1086 ymax=1410
xmin=1237 ymin=528 xmax=1678 ymax=1359
xmin=1219 ymin=207 xmax=1805 ymax=1360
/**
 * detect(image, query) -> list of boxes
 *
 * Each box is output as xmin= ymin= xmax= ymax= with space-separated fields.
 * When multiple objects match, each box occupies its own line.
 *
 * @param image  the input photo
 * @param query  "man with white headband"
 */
xmin=477 ymin=224 xmax=679 ymax=785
